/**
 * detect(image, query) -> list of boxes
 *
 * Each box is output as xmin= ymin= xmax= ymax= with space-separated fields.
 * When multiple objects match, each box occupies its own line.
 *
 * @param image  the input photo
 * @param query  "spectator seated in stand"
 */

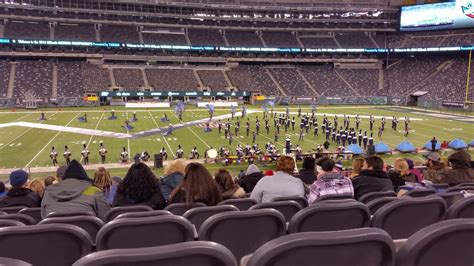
xmin=113 ymin=163 xmax=166 ymax=210
xmin=44 ymin=176 xmax=58 ymax=187
xmin=41 ymin=160 xmax=110 ymax=220
xmin=160 ymin=159 xmax=187 ymax=203
xmin=0 ymin=170 xmax=41 ymax=208
xmin=437 ymin=150 xmax=474 ymax=185
xmin=352 ymin=156 xmax=393 ymax=200
xmin=422 ymin=152 xmax=448 ymax=183
xmin=28 ymin=179 xmax=45 ymax=198
xmin=307 ymin=157 xmax=354 ymax=204
xmin=388 ymin=158 xmax=418 ymax=192
xmin=93 ymin=167 xmax=117 ymax=205
xmin=349 ymin=157 xmax=365 ymax=179
xmin=250 ymin=156 xmax=305 ymax=203
xmin=169 ymin=162 xmax=222 ymax=206
xmin=214 ymin=168 xmax=245 ymax=200
xmin=0 ymin=181 xmax=6 ymax=197
xmin=239 ymin=164 xmax=264 ymax=193
xmin=295 ymin=156 xmax=316 ymax=185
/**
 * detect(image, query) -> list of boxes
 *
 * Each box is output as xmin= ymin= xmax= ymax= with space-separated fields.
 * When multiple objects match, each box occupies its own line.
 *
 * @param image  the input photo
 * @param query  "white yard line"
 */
xmin=173 ymin=111 xmax=210 ymax=148
xmin=148 ymin=110 xmax=174 ymax=156
xmin=80 ymin=112 xmax=105 ymax=163
xmin=25 ymin=113 xmax=80 ymax=167
xmin=126 ymin=111 xmax=131 ymax=157
xmin=0 ymin=112 xmax=58 ymax=150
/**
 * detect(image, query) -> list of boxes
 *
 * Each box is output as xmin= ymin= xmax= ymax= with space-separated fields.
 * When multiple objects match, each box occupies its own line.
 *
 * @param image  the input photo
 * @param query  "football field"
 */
xmin=0 ymin=105 xmax=472 ymax=178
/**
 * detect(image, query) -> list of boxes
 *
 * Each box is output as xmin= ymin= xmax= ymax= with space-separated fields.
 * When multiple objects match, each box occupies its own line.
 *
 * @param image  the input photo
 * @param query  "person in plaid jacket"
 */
xmin=307 ymin=157 xmax=354 ymax=204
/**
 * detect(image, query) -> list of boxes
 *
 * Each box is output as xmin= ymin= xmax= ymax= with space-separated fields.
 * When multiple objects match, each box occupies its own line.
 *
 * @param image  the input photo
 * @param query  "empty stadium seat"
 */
xmin=218 ymin=198 xmax=257 ymax=211
xmin=395 ymin=219 xmax=474 ymax=266
xmin=358 ymin=191 xmax=398 ymax=204
xmin=288 ymin=201 xmax=370 ymax=233
xmin=0 ymin=224 xmax=92 ymax=266
xmin=445 ymin=186 xmax=474 ymax=193
xmin=249 ymin=201 xmax=302 ymax=222
xmin=45 ymin=211 xmax=95 ymax=219
xmin=0 ymin=257 xmax=32 ymax=266
xmin=0 ymin=206 xmax=25 ymax=214
xmin=454 ymin=182 xmax=474 ymax=188
xmin=445 ymin=196 xmax=474 ymax=219
xmin=403 ymin=189 xmax=437 ymax=198
xmin=164 ymin=202 xmax=207 ymax=216
xmin=0 ymin=211 xmax=7 ymax=215
xmin=18 ymin=208 xmax=42 ymax=224
xmin=115 ymin=210 xmax=172 ymax=220
xmin=313 ymin=193 xmax=354 ymax=203
xmin=198 ymin=209 xmax=286 ymax=260
xmin=96 ymin=216 xmax=195 ymax=251
xmin=0 ymin=219 xmax=25 ymax=227
xmin=437 ymin=192 xmax=465 ymax=207
xmin=367 ymin=197 xmax=398 ymax=215
xmin=104 ymin=205 xmax=153 ymax=222
xmin=39 ymin=215 xmax=105 ymax=244
xmin=73 ymin=241 xmax=237 ymax=266
xmin=271 ymin=196 xmax=308 ymax=208
xmin=183 ymin=205 xmax=239 ymax=232
xmin=246 ymin=228 xmax=395 ymax=266
xmin=371 ymin=197 xmax=446 ymax=239
xmin=0 ymin=214 xmax=36 ymax=225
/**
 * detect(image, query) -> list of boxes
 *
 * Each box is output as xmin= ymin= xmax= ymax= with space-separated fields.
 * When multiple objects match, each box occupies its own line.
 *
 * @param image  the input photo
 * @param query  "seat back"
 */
xmin=288 ymin=201 xmax=370 ymax=233
xmin=445 ymin=186 xmax=474 ymax=193
xmin=271 ymin=196 xmax=308 ymax=208
xmin=403 ymin=189 xmax=436 ymax=198
xmin=183 ymin=205 xmax=239 ymax=232
xmin=367 ymin=197 xmax=398 ymax=215
xmin=313 ymin=193 xmax=354 ymax=203
xmin=45 ymin=211 xmax=95 ymax=219
xmin=395 ymin=219 xmax=474 ymax=266
xmin=0 ymin=214 xmax=36 ymax=225
xmin=104 ymin=205 xmax=153 ymax=222
xmin=96 ymin=216 xmax=194 ymax=251
xmin=247 ymin=228 xmax=395 ymax=266
xmin=453 ymin=182 xmax=474 ymax=188
xmin=445 ymin=196 xmax=474 ymax=219
xmin=371 ymin=197 xmax=446 ymax=239
xmin=437 ymin=192 xmax=465 ymax=208
xmin=198 ymin=209 xmax=286 ymax=261
xmin=249 ymin=201 xmax=302 ymax=222
xmin=18 ymin=208 xmax=42 ymax=224
xmin=0 ymin=206 xmax=25 ymax=214
xmin=0 ymin=257 xmax=32 ymax=266
xmin=218 ymin=198 xmax=257 ymax=211
xmin=358 ymin=191 xmax=397 ymax=204
xmin=0 ymin=224 xmax=92 ymax=266
xmin=115 ymin=210 xmax=172 ymax=220
xmin=0 ymin=219 xmax=25 ymax=228
xmin=39 ymin=216 xmax=105 ymax=244
xmin=73 ymin=241 xmax=237 ymax=266
xmin=164 ymin=202 xmax=207 ymax=216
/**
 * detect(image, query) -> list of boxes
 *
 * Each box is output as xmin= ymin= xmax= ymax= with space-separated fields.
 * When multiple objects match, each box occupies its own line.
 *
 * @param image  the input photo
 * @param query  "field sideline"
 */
xmin=0 ymin=105 xmax=472 ymax=179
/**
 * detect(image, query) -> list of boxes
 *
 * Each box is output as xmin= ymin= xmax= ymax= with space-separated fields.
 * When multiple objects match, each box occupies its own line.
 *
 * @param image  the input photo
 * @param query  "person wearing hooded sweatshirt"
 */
xmin=296 ymin=156 xmax=316 ymax=185
xmin=41 ymin=160 xmax=110 ymax=220
xmin=0 ymin=170 xmax=41 ymax=208
xmin=307 ymin=157 xmax=353 ymax=204
xmin=352 ymin=156 xmax=393 ymax=200
xmin=160 ymin=159 xmax=187 ymax=202
xmin=436 ymin=150 xmax=474 ymax=185
xmin=238 ymin=164 xmax=264 ymax=193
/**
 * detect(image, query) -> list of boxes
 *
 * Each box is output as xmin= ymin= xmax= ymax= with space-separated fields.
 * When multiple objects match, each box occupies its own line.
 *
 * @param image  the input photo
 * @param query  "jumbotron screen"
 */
xmin=400 ymin=0 xmax=474 ymax=31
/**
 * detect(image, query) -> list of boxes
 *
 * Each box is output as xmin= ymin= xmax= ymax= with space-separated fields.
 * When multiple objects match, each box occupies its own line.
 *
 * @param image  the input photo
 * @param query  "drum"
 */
xmin=207 ymin=149 xmax=218 ymax=159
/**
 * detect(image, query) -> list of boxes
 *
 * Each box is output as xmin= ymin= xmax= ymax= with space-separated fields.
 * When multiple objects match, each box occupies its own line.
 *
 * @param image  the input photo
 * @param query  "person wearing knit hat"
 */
xmin=238 ymin=164 xmax=264 ymax=193
xmin=436 ymin=150 xmax=474 ymax=185
xmin=0 ymin=170 xmax=41 ymax=208
xmin=423 ymin=152 xmax=448 ymax=183
xmin=41 ymin=160 xmax=110 ymax=220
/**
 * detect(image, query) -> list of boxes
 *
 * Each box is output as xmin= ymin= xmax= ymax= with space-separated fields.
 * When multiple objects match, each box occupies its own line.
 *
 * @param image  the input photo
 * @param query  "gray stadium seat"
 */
xmin=104 ymin=205 xmax=153 ymax=222
xmin=371 ymin=197 xmax=446 ymax=239
xmin=115 ymin=210 xmax=172 ymax=220
xmin=73 ymin=241 xmax=237 ymax=266
xmin=96 ymin=215 xmax=195 ymax=251
xmin=453 ymin=182 xmax=474 ymax=188
xmin=249 ymin=201 xmax=302 ymax=222
xmin=18 ymin=207 xmax=42 ymax=224
xmin=198 ymin=209 xmax=286 ymax=261
xmin=403 ymin=189 xmax=436 ymax=198
xmin=39 ymin=215 xmax=105 ymax=244
xmin=0 ymin=224 xmax=92 ymax=266
xmin=0 ymin=219 xmax=25 ymax=227
xmin=445 ymin=196 xmax=474 ymax=219
xmin=358 ymin=191 xmax=398 ymax=204
xmin=0 ymin=206 xmax=25 ymax=214
xmin=45 ymin=211 xmax=95 ymax=219
xmin=367 ymin=197 xmax=398 ymax=215
xmin=183 ymin=205 xmax=239 ymax=232
xmin=445 ymin=186 xmax=474 ymax=193
xmin=164 ymin=202 xmax=207 ymax=216
xmin=0 ymin=214 xmax=36 ymax=225
xmin=313 ymin=193 xmax=354 ymax=203
xmin=437 ymin=192 xmax=465 ymax=207
xmin=218 ymin=198 xmax=257 ymax=211
xmin=288 ymin=201 xmax=370 ymax=233
xmin=395 ymin=219 xmax=474 ymax=266
xmin=246 ymin=228 xmax=395 ymax=266
xmin=0 ymin=257 xmax=32 ymax=266
xmin=271 ymin=196 xmax=308 ymax=208
xmin=0 ymin=211 xmax=7 ymax=215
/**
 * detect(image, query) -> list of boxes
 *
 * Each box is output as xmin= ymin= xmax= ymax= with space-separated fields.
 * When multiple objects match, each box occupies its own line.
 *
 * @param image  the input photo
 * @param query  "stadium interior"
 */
xmin=0 ymin=0 xmax=473 ymax=265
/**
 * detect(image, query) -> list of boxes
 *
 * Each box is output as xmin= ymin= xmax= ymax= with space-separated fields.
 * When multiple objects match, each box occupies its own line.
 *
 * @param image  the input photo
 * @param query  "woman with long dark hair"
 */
xmin=113 ymin=163 xmax=166 ymax=210
xmin=169 ymin=163 xmax=222 ymax=206
xmin=214 ymin=168 xmax=245 ymax=199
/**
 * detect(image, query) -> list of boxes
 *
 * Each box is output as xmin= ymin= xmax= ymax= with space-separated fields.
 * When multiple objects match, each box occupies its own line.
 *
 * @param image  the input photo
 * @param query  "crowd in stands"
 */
xmin=196 ymin=70 xmax=229 ymax=91
xmin=267 ymin=67 xmax=314 ymax=96
xmin=112 ymin=68 xmax=145 ymax=90
xmin=0 ymin=61 xmax=10 ymax=98
xmin=145 ymin=68 xmax=199 ymax=91
xmin=13 ymin=60 xmax=52 ymax=98
xmin=57 ymin=61 xmax=84 ymax=97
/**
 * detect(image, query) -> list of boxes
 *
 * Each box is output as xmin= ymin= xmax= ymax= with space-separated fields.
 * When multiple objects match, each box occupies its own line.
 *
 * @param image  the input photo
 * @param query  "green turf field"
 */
xmin=0 ymin=105 xmax=472 ymax=179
